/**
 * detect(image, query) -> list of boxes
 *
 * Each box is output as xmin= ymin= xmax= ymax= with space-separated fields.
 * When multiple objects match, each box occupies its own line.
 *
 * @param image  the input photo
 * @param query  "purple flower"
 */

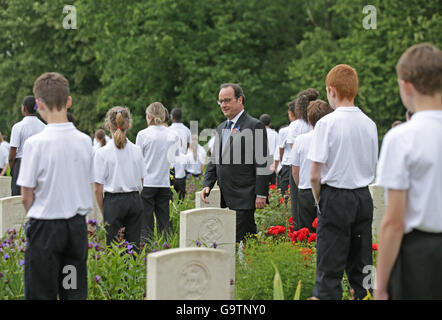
xmin=94 ymin=275 xmax=100 ymax=283
xmin=88 ymin=242 xmax=94 ymax=249
xmin=152 ymin=249 xmax=158 ymax=253
xmin=212 ymin=242 xmax=218 ymax=249
xmin=195 ymin=240 xmax=202 ymax=247
xmin=4 ymin=253 xmax=10 ymax=260
xmin=162 ymin=242 xmax=170 ymax=249
xmin=0 ymin=272 xmax=3 ymax=278
xmin=230 ymin=279 xmax=234 ymax=286
xmin=127 ymin=244 xmax=133 ymax=251
xmin=19 ymin=260 xmax=25 ymax=266
xmin=128 ymin=250 xmax=133 ymax=255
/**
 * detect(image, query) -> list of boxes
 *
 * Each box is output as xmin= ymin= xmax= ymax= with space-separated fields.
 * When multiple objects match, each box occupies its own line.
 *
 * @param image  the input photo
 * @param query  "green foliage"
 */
xmin=235 ymin=235 xmax=316 ymax=300
xmin=3 ymin=0 xmax=438 ymax=141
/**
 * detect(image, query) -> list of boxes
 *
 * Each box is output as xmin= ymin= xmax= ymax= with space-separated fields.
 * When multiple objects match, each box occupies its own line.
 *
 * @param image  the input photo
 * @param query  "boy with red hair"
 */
xmin=309 ymin=64 xmax=378 ymax=299
xmin=375 ymin=43 xmax=442 ymax=300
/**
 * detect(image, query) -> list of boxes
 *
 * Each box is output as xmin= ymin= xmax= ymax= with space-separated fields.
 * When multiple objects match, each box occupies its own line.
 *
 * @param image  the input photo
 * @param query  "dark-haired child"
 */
xmin=9 ymin=96 xmax=45 ymax=195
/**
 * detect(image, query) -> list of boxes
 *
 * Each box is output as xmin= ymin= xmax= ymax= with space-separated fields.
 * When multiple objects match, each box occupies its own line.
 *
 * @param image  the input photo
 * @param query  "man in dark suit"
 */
xmin=201 ymin=83 xmax=270 ymax=242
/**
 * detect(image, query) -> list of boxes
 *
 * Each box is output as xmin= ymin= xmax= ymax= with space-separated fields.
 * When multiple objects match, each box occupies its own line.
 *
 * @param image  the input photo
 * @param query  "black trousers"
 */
xmin=313 ymin=185 xmax=373 ymax=300
xmin=278 ymin=165 xmax=290 ymax=198
xmin=268 ymin=172 xmax=276 ymax=186
xmin=11 ymin=158 xmax=21 ymax=196
xmin=24 ymin=214 xmax=88 ymax=300
xmin=297 ymin=188 xmax=317 ymax=232
xmin=289 ymin=167 xmax=299 ymax=229
xmin=388 ymin=229 xmax=442 ymax=300
xmin=103 ymin=192 xmax=142 ymax=248
xmin=235 ymin=209 xmax=257 ymax=243
xmin=173 ymin=177 xmax=186 ymax=201
xmin=140 ymin=187 xmax=171 ymax=243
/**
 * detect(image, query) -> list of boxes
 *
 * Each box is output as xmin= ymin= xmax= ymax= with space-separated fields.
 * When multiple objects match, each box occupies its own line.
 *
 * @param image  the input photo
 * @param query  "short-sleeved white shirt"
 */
xmin=291 ymin=131 xmax=314 ymax=189
xmin=308 ymin=107 xmax=378 ymax=189
xmin=0 ymin=145 xmax=8 ymax=167
xmin=17 ymin=122 xmax=93 ymax=220
xmin=208 ymin=136 xmax=215 ymax=155
xmin=278 ymin=126 xmax=292 ymax=166
xmin=286 ymin=119 xmax=313 ymax=145
xmin=170 ymin=122 xmax=191 ymax=154
xmin=185 ymin=145 xmax=207 ymax=175
xmin=266 ymin=128 xmax=279 ymax=157
xmin=136 ymin=125 xmax=175 ymax=188
xmin=94 ymin=139 xmax=144 ymax=193
xmin=376 ymin=110 xmax=442 ymax=234
xmin=1 ymin=141 xmax=10 ymax=153
xmin=10 ymin=116 xmax=46 ymax=158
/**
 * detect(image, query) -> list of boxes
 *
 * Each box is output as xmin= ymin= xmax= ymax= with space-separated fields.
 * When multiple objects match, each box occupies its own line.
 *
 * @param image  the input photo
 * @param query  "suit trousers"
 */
xmin=140 ymin=187 xmax=171 ymax=243
xmin=235 ymin=209 xmax=257 ymax=243
xmin=289 ymin=167 xmax=299 ymax=229
xmin=388 ymin=229 xmax=442 ymax=299
xmin=24 ymin=214 xmax=88 ymax=300
xmin=278 ymin=165 xmax=290 ymax=198
xmin=173 ymin=177 xmax=186 ymax=201
xmin=313 ymin=184 xmax=373 ymax=300
xmin=297 ymin=188 xmax=317 ymax=233
xmin=103 ymin=191 xmax=142 ymax=248
xmin=11 ymin=158 xmax=21 ymax=196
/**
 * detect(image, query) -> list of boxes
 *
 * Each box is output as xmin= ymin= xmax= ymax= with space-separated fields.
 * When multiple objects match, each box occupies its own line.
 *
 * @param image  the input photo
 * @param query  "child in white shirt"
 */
xmin=18 ymin=72 xmax=93 ymax=300
xmin=94 ymin=107 xmax=144 ymax=248
xmin=374 ymin=43 xmax=442 ymax=300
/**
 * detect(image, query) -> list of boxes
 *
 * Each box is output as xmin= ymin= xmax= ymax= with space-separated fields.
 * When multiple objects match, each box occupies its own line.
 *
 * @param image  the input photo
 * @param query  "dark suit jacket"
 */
xmin=203 ymin=111 xmax=270 ymax=210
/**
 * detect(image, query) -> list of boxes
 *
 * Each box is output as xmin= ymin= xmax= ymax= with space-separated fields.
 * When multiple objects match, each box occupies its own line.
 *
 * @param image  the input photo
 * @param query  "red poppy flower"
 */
xmin=280 ymin=197 xmax=284 ymax=204
xmin=312 ymin=218 xmax=318 ymax=229
xmin=268 ymin=226 xmax=286 ymax=235
xmin=296 ymin=228 xmax=310 ymax=242
xmin=269 ymin=184 xmax=276 ymax=190
xmin=372 ymin=243 xmax=378 ymax=251
xmin=308 ymin=233 xmax=317 ymax=243
xmin=288 ymin=217 xmax=293 ymax=225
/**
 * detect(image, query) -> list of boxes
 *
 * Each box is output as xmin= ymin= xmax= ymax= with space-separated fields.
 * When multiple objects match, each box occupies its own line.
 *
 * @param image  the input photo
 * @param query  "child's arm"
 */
xmin=374 ymin=189 xmax=406 ymax=300
xmin=94 ymin=183 xmax=104 ymax=214
xmin=310 ymin=161 xmax=322 ymax=204
xmin=0 ymin=163 xmax=7 ymax=176
xmin=21 ymin=187 xmax=35 ymax=212
xmin=8 ymin=147 xmax=17 ymax=171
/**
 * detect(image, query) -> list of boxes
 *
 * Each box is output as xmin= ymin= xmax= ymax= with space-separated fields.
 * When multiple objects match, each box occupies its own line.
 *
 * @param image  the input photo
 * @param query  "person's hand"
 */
xmin=201 ymin=187 xmax=211 ymax=204
xmin=373 ymin=289 xmax=389 ymax=300
xmin=255 ymin=197 xmax=266 ymax=209
xmin=269 ymin=163 xmax=275 ymax=172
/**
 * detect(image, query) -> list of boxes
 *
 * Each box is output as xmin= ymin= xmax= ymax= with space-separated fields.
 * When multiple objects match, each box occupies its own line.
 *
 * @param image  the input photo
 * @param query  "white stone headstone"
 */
xmin=195 ymin=188 xmax=221 ymax=208
xmin=0 ymin=196 xmax=28 ymax=238
xmin=0 ymin=176 xmax=12 ymax=199
xmin=147 ymin=247 xmax=233 ymax=300
xmin=370 ymin=184 xmax=386 ymax=239
xmin=179 ymin=207 xmax=236 ymax=299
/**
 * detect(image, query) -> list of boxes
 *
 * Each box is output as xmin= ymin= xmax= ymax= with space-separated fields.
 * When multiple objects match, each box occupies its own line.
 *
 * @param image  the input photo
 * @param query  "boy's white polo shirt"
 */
xmin=0 ymin=145 xmax=8 ymax=167
xmin=278 ymin=126 xmax=292 ymax=165
xmin=17 ymin=122 xmax=93 ymax=220
xmin=10 ymin=116 xmax=46 ymax=158
xmin=266 ymin=127 xmax=279 ymax=157
xmin=291 ymin=131 xmax=314 ymax=189
xmin=185 ymin=145 xmax=207 ymax=175
xmin=376 ymin=110 xmax=442 ymax=234
xmin=93 ymin=139 xmax=144 ymax=193
xmin=136 ymin=125 xmax=175 ymax=188
xmin=286 ymin=119 xmax=313 ymax=145
xmin=308 ymin=106 xmax=378 ymax=189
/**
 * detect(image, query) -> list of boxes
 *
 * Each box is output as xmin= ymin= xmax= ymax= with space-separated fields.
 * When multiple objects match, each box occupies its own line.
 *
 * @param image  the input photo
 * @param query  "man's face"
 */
xmin=218 ymin=87 xmax=243 ymax=120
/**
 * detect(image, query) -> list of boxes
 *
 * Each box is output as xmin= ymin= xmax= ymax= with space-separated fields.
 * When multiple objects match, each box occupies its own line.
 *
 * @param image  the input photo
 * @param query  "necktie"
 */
xmin=222 ymin=120 xmax=234 ymax=149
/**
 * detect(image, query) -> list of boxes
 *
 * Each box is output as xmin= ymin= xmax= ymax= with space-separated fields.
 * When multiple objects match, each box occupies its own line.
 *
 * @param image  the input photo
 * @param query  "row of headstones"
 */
xmin=195 ymin=185 xmax=387 ymax=238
